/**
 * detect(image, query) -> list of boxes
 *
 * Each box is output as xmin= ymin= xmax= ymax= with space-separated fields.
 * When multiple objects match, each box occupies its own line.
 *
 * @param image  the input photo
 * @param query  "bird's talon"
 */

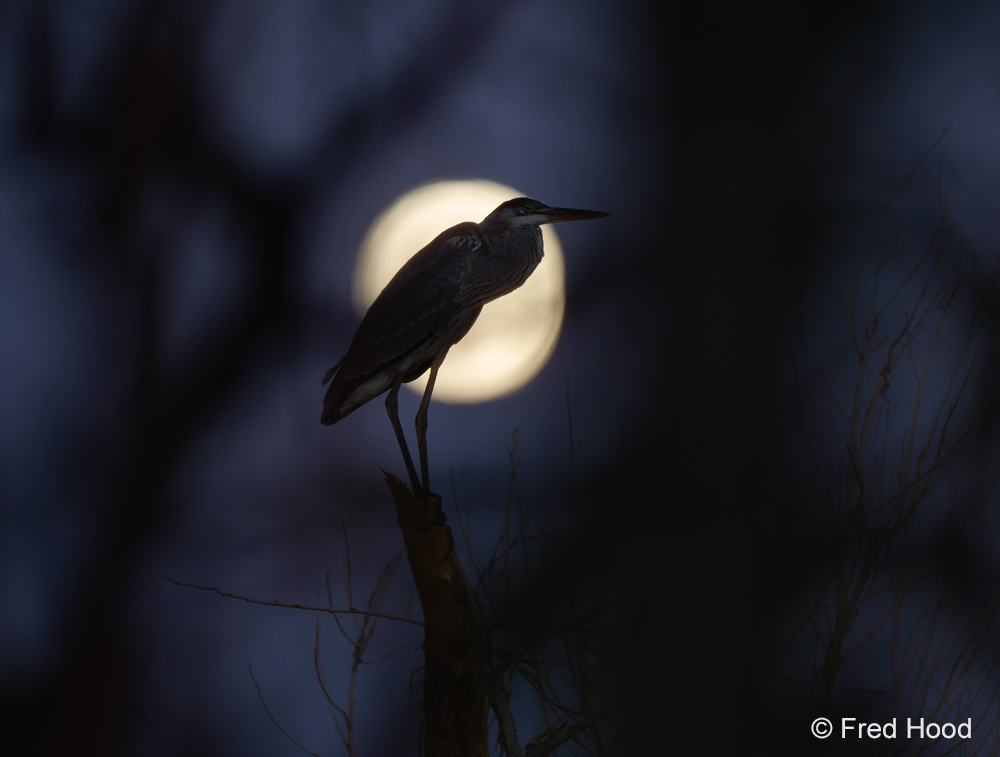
xmin=416 ymin=490 xmax=442 ymax=512
xmin=416 ymin=508 xmax=448 ymax=532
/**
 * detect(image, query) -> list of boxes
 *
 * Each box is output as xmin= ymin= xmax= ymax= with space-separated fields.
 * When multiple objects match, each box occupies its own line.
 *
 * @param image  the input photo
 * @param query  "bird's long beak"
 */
xmin=538 ymin=206 xmax=610 ymax=224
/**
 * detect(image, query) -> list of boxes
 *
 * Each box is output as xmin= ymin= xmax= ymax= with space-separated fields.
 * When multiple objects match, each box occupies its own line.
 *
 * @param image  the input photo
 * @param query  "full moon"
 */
xmin=353 ymin=180 xmax=566 ymax=404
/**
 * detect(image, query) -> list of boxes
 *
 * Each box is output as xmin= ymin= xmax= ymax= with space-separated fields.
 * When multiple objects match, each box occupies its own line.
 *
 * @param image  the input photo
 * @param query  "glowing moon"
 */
xmin=353 ymin=180 xmax=565 ymax=404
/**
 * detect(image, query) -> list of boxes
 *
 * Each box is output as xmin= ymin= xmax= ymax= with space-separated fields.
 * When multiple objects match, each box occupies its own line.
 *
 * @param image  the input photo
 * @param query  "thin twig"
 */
xmin=164 ymin=578 xmax=423 ymax=626
xmin=524 ymin=706 xmax=618 ymax=757
xmin=247 ymin=662 xmax=321 ymax=757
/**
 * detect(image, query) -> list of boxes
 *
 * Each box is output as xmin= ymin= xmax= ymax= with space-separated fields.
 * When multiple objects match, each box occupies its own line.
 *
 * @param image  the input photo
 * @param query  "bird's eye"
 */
xmin=523 ymin=204 xmax=533 ymax=213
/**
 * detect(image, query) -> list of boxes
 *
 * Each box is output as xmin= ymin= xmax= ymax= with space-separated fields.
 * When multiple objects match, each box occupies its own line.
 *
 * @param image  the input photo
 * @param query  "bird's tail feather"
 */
xmin=321 ymin=358 xmax=343 ymax=386
xmin=321 ymin=377 xmax=345 ymax=425
xmin=321 ymin=366 xmax=394 ymax=426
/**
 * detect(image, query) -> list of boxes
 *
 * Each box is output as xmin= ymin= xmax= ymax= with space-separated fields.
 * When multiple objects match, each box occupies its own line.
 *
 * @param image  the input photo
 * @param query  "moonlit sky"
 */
xmin=2 ymin=1 xmax=1000 ymax=755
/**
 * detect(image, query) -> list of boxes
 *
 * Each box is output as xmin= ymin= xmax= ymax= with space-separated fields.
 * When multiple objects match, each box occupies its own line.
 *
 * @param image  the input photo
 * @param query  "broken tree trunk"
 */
xmin=384 ymin=473 xmax=490 ymax=757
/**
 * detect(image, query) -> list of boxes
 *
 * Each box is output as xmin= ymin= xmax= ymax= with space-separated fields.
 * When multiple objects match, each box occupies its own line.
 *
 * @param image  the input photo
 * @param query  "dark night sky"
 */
xmin=2 ymin=1 xmax=999 ymax=755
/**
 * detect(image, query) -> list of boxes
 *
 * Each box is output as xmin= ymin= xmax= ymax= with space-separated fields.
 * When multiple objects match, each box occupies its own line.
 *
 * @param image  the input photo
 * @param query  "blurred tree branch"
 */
xmin=786 ymin=147 xmax=1000 ymax=753
xmin=6 ymin=0 xmax=519 ymax=752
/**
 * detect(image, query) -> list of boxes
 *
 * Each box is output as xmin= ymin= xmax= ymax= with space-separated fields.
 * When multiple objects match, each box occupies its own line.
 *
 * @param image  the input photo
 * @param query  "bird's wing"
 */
xmin=339 ymin=224 xmax=481 ymax=378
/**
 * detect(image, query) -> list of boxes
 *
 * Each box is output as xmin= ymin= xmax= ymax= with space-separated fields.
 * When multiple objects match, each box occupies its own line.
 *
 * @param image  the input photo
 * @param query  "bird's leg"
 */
xmin=415 ymin=350 xmax=447 ymax=507
xmin=415 ymin=354 xmax=451 ymax=560
xmin=385 ymin=376 xmax=423 ymax=498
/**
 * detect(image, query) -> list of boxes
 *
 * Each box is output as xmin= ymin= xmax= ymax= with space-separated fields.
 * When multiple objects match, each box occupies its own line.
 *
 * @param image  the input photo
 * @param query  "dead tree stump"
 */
xmin=385 ymin=473 xmax=490 ymax=757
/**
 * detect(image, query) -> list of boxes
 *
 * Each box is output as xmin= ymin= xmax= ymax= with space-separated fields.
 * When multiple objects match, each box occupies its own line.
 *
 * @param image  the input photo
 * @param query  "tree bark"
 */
xmin=385 ymin=473 xmax=490 ymax=757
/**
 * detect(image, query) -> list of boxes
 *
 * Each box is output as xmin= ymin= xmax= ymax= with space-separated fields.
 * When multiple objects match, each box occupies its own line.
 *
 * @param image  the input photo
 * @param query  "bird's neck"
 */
xmin=480 ymin=222 xmax=543 ymax=258
xmin=478 ymin=214 xmax=513 ymax=239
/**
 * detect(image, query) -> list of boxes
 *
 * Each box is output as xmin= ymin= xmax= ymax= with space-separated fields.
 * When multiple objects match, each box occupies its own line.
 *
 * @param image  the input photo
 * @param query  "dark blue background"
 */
xmin=2 ymin=1 xmax=999 ymax=754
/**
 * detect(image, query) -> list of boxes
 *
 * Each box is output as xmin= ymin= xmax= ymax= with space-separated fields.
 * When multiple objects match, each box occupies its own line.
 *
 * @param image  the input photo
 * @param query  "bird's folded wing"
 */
xmin=341 ymin=227 xmax=481 ymax=378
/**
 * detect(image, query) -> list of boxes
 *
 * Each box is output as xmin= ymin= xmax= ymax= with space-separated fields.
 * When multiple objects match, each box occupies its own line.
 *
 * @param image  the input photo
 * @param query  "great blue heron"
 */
xmin=321 ymin=197 xmax=609 ymax=500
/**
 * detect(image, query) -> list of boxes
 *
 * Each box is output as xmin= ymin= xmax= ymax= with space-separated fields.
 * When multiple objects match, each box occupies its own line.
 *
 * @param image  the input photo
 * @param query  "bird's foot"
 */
xmin=408 ymin=477 xmax=440 ymax=501
xmin=416 ymin=498 xmax=447 ymax=529
xmin=410 ymin=485 xmax=442 ymax=510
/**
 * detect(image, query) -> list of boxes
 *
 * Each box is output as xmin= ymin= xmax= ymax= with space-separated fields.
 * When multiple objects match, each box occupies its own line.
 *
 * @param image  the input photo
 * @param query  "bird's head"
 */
xmin=482 ymin=197 xmax=610 ymax=233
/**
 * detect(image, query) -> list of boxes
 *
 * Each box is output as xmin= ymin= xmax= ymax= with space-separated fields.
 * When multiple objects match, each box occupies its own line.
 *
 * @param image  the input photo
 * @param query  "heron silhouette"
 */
xmin=322 ymin=197 xmax=608 ymax=501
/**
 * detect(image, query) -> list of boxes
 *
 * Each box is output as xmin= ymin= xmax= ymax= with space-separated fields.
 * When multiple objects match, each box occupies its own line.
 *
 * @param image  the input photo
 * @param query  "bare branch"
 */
xmin=247 ymin=662 xmax=321 ymax=757
xmin=493 ymin=601 xmax=613 ymax=678
xmin=164 ymin=578 xmax=423 ymax=626
xmin=313 ymin=612 xmax=350 ymax=750
xmin=524 ymin=707 xmax=617 ymax=757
